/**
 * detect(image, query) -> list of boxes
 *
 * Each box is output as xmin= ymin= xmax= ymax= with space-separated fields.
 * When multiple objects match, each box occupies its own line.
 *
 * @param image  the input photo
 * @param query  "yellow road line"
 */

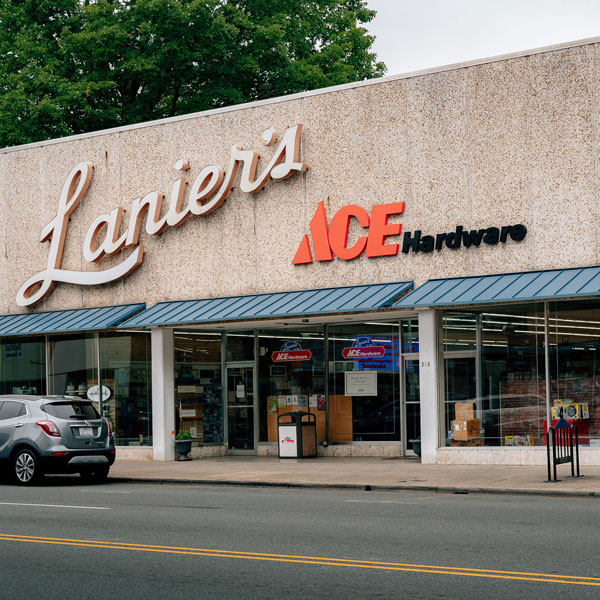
xmin=0 ymin=533 xmax=598 ymax=587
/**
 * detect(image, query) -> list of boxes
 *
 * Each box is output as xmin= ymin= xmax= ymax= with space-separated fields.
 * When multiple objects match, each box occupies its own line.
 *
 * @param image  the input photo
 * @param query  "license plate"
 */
xmin=79 ymin=427 xmax=93 ymax=437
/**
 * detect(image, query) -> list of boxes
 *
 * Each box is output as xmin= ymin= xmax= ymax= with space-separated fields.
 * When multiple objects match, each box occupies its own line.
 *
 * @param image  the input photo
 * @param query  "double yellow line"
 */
xmin=1 ymin=533 xmax=598 ymax=587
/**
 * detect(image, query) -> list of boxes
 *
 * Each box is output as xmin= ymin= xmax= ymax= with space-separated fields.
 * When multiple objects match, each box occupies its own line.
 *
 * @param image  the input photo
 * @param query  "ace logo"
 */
xmin=292 ymin=201 xmax=405 ymax=264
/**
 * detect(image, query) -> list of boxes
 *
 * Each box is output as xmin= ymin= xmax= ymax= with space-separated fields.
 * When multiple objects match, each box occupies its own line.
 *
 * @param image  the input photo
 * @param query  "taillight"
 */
xmin=36 ymin=420 xmax=61 ymax=437
xmin=105 ymin=419 xmax=113 ymax=437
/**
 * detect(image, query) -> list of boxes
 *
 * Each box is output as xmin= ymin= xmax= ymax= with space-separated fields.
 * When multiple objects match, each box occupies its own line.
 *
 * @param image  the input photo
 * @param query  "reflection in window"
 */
xmin=258 ymin=327 xmax=325 ymax=442
xmin=444 ymin=306 xmax=546 ymax=447
xmin=443 ymin=313 xmax=476 ymax=352
xmin=48 ymin=334 xmax=97 ymax=397
xmin=174 ymin=332 xmax=222 ymax=444
xmin=328 ymin=323 xmax=400 ymax=442
xmin=100 ymin=332 xmax=152 ymax=446
xmin=548 ymin=300 xmax=600 ymax=445
xmin=0 ymin=337 xmax=46 ymax=395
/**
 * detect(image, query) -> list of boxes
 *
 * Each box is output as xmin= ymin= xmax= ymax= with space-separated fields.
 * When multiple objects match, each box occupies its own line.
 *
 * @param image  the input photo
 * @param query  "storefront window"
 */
xmin=0 ymin=336 xmax=46 ymax=395
xmin=328 ymin=323 xmax=400 ymax=442
xmin=258 ymin=327 xmax=325 ymax=442
xmin=226 ymin=332 xmax=254 ymax=361
xmin=443 ymin=313 xmax=476 ymax=351
xmin=548 ymin=300 xmax=600 ymax=446
xmin=175 ymin=331 xmax=223 ymax=443
xmin=401 ymin=319 xmax=419 ymax=353
xmin=48 ymin=334 xmax=97 ymax=397
xmin=444 ymin=306 xmax=545 ymax=447
xmin=100 ymin=332 xmax=152 ymax=446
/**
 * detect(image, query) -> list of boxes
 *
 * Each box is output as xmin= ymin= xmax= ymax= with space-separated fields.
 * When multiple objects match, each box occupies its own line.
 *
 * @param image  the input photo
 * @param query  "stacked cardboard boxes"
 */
xmin=450 ymin=402 xmax=483 ymax=447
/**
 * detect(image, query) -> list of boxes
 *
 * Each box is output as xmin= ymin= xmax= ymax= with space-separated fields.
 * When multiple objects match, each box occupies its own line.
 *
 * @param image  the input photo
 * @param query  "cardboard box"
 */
xmin=455 ymin=402 xmax=475 ymax=420
xmin=450 ymin=438 xmax=484 ymax=447
xmin=452 ymin=419 xmax=480 ymax=440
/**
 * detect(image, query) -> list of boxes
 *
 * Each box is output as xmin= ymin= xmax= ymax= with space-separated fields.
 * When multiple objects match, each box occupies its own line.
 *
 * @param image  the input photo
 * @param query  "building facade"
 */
xmin=2 ymin=38 xmax=600 ymax=465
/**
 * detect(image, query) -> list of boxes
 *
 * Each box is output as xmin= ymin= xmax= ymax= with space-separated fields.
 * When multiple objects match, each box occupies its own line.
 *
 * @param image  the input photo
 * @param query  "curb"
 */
xmin=107 ymin=476 xmax=600 ymax=498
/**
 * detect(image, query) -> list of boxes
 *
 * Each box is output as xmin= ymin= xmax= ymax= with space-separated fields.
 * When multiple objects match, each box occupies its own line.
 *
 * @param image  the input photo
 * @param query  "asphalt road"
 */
xmin=0 ymin=477 xmax=599 ymax=599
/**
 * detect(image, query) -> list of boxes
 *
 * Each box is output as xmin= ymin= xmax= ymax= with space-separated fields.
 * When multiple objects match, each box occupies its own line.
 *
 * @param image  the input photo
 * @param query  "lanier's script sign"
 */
xmin=17 ymin=125 xmax=307 ymax=307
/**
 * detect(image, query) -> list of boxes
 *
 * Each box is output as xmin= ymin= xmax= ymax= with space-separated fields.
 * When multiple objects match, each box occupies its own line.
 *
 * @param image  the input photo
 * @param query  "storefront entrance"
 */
xmin=402 ymin=355 xmax=421 ymax=453
xmin=226 ymin=363 xmax=256 ymax=453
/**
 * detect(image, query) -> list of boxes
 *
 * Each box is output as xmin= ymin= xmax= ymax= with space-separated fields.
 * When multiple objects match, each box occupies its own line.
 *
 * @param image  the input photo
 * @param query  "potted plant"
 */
xmin=175 ymin=429 xmax=193 ymax=461
xmin=409 ymin=437 xmax=421 ymax=458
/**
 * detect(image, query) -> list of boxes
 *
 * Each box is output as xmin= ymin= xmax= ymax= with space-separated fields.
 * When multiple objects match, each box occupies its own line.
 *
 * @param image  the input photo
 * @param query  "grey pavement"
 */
xmin=110 ymin=456 xmax=600 ymax=497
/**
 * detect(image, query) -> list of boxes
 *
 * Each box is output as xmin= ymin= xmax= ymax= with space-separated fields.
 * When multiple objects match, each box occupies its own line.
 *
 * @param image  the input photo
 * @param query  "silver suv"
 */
xmin=0 ymin=395 xmax=116 ymax=485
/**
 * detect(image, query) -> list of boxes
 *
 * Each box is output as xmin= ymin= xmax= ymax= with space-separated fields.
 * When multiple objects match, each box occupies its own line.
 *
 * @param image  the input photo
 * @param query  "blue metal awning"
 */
xmin=0 ymin=303 xmax=145 ymax=337
xmin=393 ymin=266 xmax=600 ymax=309
xmin=121 ymin=282 xmax=413 ymax=328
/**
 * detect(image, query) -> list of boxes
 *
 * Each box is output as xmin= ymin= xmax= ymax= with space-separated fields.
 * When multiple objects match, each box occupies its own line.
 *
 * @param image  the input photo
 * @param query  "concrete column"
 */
xmin=418 ymin=310 xmax=441 ymax=464
xmin=151 ymin=327 xmax=175 ymax=461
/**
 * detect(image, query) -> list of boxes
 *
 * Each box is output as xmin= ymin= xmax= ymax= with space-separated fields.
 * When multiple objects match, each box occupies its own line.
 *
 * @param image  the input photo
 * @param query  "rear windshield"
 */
xmin=43 ymin=401 xmax=100 ymax=420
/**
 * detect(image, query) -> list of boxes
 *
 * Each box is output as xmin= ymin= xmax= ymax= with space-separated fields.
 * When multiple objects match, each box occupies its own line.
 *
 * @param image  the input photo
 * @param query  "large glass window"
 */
xmin=226 ymin=332 xmax=254 ymax=362
xmin=100 ymin=332 xmax=152 ymax=446
xmin=258 ymin=327 xmax=325 ymax=443
xmin=174 ymin=331 xmax=223 ymax=444
xmin=48 ymin=334 xmax=97 ymax=397
xmin=444 ymin=305 xmax=546 ymax=447
xmin=328 ymin=323 xmax=401 ymax=442
xmin=548 ymin=300 xmax=600 ymax=446
xmin=0 ymin=336 xmax=46 ymax=394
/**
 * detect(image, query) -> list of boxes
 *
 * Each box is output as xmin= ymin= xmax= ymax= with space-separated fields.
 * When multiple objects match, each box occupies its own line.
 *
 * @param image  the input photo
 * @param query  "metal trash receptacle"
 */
xmin=277 ymin=411 xmax=317 ymax=458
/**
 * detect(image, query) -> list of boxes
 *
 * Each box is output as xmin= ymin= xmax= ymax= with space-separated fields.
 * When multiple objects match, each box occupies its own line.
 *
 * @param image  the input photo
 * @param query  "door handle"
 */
xmin=14 ymin=423 xmax=24 ymax=427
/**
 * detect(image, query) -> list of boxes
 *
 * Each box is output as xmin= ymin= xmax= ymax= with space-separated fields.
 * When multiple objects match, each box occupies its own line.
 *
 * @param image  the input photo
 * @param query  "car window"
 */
xmin=0 ymin=401 xmax=26 ymax=420
xmin=43 ymin=401 xmax=100 ymax=420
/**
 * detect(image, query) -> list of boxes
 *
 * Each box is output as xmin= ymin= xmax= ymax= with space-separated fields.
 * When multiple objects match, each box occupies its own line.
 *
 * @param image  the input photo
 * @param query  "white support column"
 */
xmin=418 ymin=310 xmax=441 ymax=464
xmin=151 ymin=327 xmax=175 ymax=461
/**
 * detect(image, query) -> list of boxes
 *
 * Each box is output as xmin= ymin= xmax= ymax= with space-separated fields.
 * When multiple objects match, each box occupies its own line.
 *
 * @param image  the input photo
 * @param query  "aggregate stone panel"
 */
xmin=0 ymin=155 xmax=8 ymax=313
xmin=298 ymin=88 xmax=371 ymax=288
xmin=592 ymin=43 xmax=600 ymax=266
xmin=5 ymin=147 xmax=56 ymax=312
xmin=403 ymin=69 xmax=472 ymax=283
xmin=466 ymin=57 xmax=534 ymax=276
xmin=526 ymin=46 xmax=596 ymax=271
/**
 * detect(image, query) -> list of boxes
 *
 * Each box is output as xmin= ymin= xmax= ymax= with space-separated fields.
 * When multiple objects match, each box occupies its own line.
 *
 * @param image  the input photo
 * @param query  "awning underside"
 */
xmin=0 ymin=303 xmax=145 ymax=336
xmin=121 ymin=282 xmax=413 ymax=328
xmin=393 ymin=266 xmax=600 ymax=309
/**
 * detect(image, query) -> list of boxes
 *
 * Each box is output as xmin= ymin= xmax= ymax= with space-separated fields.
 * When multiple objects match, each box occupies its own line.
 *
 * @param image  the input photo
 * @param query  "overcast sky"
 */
xmin=366 ymin=0 xmax=600 ymax=76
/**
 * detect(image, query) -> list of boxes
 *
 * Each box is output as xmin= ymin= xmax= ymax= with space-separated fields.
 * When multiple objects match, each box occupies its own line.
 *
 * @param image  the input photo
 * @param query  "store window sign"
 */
xmin=272 ymin=341 xmax=312 ymax=362
xmin=345 ymin=371 xmax=378 ymax=396
xmin=342 ymin=336 xmax=385 ymax=359
xmin=17 ymin=125 xmax=307 ymax=307
xmin=349 ymin=336 xmax=399 ymax=372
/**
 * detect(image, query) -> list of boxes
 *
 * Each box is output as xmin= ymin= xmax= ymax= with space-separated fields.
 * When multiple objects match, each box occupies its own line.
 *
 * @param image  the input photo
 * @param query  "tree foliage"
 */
xmin=0 ymin=0 xmax=385 ymax=147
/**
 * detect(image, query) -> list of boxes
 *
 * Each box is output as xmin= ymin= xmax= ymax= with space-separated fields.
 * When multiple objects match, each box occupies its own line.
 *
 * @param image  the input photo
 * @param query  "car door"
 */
xmin=0 ymin=400 xmax=27 ymax=457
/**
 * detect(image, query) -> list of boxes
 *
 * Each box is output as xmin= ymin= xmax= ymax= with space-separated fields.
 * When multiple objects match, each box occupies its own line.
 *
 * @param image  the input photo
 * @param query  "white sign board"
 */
xmin=87 ymin=385 xmax=111 ymax=402
xmin=278 ymin=425 xmax=298 ymax=457
xmin=344 ymin=371 xmax=377 ymax=396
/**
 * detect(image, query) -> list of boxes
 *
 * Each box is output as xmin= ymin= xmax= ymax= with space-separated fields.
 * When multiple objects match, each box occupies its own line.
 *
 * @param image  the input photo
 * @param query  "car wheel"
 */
xmin=13 ymin=449 xmax=41 ymax=485
xmin=80 ymin=466 xmax=110 ymax=483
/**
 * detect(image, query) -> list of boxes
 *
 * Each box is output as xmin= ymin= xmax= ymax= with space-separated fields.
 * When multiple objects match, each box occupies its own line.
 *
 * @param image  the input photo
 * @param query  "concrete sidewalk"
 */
xmin=110 ymin=456 xmax=600 ymax=497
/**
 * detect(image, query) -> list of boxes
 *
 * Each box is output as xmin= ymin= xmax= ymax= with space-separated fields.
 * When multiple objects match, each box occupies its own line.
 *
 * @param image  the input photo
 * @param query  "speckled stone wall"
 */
xmin=1 ymin=41 xmax=599 ymax=315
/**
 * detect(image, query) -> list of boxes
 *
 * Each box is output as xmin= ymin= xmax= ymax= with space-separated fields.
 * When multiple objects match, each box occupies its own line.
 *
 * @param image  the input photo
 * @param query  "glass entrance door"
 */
xmin=226 ymin=364 xmax=255 ymax=453
xmin=402 ymin=356 xmax=420 ymax=453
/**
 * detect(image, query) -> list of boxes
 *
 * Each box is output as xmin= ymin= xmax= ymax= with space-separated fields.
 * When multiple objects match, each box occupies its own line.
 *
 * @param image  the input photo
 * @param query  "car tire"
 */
xmin=80 ymin=466 xmax=110 ymax=483
xmin=13 ymin=448 xmax=41 ymax=485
